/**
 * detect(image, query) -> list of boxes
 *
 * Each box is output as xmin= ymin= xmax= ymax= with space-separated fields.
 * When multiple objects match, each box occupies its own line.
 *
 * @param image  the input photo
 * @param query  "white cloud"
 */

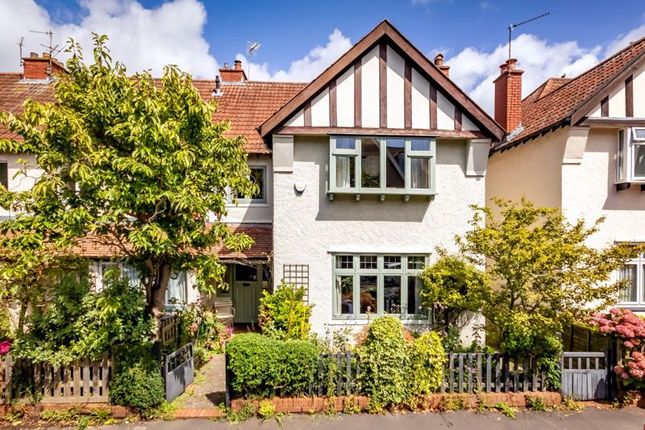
xmin=447 ymin=34 xmax=603 ymax=114
xmin=0 ymin=0 xmax=219 ymax=78
xmin=235 ymin=29 xmax=352 ymax=82
xmin=605 ymin=23 xmax=645 ymax=56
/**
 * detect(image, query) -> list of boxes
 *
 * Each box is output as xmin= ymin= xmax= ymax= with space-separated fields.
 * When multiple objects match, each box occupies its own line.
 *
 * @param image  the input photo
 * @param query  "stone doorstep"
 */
xmin=230 ymin=392 xmax=562 ymax=414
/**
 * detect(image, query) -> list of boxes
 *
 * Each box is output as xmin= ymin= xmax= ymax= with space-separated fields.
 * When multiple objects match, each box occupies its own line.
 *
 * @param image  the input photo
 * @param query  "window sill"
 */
xmin=332 ymin=315 xmax=429 ymax=322
xmin=615 ymin=181 xmax=645 ymax=192
xmin=328 ymin=188 xmax=436 ymax=202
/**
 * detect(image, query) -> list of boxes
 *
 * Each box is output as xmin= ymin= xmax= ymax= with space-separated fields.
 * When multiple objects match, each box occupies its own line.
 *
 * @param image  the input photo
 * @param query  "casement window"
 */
xmin=333 ymin=254 xmax=427 ymax=319
xmin=228 ymin=166 xmax=267 ymax=204
xmin=617 ymin=128 xmax=645 ymax=183
xmin=329 ymin=136 xmax=436 ymax=198
xmin=0 ymin=162 xmax=8 ymax=189
xmin=99 ymin=261 xmax=141 ymax=290
xmin=618 ymin=253 xmax=645 ymax=306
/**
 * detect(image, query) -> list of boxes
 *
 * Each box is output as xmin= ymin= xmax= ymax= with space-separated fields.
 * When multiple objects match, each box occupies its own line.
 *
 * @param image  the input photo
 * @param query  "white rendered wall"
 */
xmin=272 ymin=136 xmax=485 ymax=342
xmin=411 ymin=69 xmax=430 ymax=129
xmin=386 ymin=46 xmax=405 ymax=129
xmin=0 ymin=153 xmax=42 ymax=219
xmin=361 ymin=46 xmax=380 ymax=128
xmin=336 ymin=67 xmax=354 ymax=127
xmin=436 ymin=92 xmax=455 ymax=130
xmin=311 ymin=88 xmax=330 ymax=127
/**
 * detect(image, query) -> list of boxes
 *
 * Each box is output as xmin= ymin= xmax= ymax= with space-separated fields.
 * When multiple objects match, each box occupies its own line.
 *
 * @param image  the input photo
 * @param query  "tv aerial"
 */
xmin=507 ymin=12 xmax=550 ymax=60
xmin=247 ymin=41 xmax=261 ymax=57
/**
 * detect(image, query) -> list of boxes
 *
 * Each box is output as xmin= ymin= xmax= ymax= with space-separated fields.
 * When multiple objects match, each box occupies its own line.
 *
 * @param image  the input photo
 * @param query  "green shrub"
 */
xmin=357 ymin=317 xmax=411 ymax=410
xmin=258 ymin=283 xmax=313 ymax=340
xmin=525 ymin=395 xmax=547 ymax=411
xmin=410 ymin=331 xmax=445 ymax=394
xmin=494 ymin=401 xmax=517 ymax=418
xmin=178 ymin=304 xmax=229 ymax=355
xmin=226 ymin=333 xmax=320 ymax=398
xmin=109 ymin=346 xmax=165 ymax=414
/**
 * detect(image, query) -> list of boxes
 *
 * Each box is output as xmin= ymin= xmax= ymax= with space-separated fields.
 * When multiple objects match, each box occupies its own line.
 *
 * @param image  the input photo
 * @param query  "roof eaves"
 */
xmin=491 ymin=118 xmax=570 ymax=154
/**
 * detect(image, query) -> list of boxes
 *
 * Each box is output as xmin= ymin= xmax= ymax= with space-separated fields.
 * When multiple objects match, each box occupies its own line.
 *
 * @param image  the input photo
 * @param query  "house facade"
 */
xmin=0 ymin=21 xmax=505 ymax=338
xmin=487 ymin=37 xmax=645 ymax=309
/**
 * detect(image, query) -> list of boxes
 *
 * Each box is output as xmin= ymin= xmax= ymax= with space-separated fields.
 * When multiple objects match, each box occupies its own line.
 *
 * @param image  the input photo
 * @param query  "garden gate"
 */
xmin=560 ymin=352 xmax=608 ymax=400
xmin=162 ymin=343 xmax=194 ymax=402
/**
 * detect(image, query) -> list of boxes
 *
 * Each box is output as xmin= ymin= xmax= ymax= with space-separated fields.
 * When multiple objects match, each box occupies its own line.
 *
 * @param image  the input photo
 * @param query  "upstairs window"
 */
xmin=329 ymin=136 xmax=436 ymax=197
xmin=617 ymin=128 xmax=645 ymax=183
xmin=228 ymin=165 xmax=267 ymax=204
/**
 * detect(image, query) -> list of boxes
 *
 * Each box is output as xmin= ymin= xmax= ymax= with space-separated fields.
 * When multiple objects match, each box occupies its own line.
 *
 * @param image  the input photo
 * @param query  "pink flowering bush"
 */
xmin=591 ymin=308 xmax=645 ymax=385
xmin=590 ymin=308 xmax=645 ymax=348
xmin=0 ymin=340 xmax=11 ymax=355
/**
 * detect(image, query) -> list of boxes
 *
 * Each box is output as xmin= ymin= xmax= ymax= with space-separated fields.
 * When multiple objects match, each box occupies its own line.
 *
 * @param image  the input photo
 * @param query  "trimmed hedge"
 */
xmin=226 ymin=333 xmax=321 ymax=398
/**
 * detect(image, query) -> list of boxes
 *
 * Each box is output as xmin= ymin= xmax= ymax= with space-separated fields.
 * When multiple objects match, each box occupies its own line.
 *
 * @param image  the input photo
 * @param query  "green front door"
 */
xmin=232 ymin=264 xmax=263 ymax=324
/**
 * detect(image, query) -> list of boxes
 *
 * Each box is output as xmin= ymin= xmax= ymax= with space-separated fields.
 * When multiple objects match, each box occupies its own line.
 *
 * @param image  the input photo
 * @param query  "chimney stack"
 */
xmin=434 ymin=53 xmax=450 ymax=77
xmin=219 ymin=60 xmax=247 ymax=83
xmin=494 ymin=58 xmax=524 ymax=132
xmin=22 ymin=51 xmax=66 ymax=80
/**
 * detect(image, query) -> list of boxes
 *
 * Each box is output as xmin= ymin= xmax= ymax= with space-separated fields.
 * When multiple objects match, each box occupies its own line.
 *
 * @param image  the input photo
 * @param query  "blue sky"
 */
xmin=1 ymin=0 xmax=644 ymax=112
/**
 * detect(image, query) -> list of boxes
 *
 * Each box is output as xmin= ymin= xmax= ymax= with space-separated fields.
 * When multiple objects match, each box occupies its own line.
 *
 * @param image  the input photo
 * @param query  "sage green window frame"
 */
xmin=332 ymin=254 xmax=428 ymax=320
xmin=328 ymin=136 xmax=436 ymax=197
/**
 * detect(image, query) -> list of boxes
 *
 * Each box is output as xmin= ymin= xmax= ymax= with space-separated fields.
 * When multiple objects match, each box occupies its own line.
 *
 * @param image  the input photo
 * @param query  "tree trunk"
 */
xmin=144 ymin=258 xmax=172 ymax=341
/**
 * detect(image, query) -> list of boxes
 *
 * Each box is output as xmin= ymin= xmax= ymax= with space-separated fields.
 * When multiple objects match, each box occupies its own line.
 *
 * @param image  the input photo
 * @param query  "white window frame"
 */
xmin=227 ymin=165 xmax=268 ymax=206
xmin=328 ymin=136 xmax=436 ymax=198
xmin=332 ymin=253 xmax=428 ymax=320
xmin=617 ymin=127 xmax=645 ymax=183
xmin=617 ymin=253 xmax=645 ymax=307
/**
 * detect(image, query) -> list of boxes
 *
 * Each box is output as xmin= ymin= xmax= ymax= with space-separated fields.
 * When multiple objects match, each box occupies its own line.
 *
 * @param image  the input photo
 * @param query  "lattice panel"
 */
xmin=283 ymin=264 xmax=310 ymax=303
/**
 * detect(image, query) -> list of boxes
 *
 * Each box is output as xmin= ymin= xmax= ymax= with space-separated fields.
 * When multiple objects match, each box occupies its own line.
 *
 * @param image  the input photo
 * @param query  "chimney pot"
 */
xmin=494 ymin=58 xmax=524 ymax=132
xmin=234 ymin=59 xmax=242 ymax=70
xmin=30 ymin=52 xmax=38 ymax=58
xmin=434 ymin=53 xmax=450 ymax=77
xmin=223 ymin=62 xmax=229 ymax=70
xmin=42 ymin=52 xmax=50 ymax=59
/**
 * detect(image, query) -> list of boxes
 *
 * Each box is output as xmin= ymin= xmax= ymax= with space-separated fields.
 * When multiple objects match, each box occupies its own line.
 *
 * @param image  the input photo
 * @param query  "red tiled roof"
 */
xmin=0 ymin=73 xmax=55 ymax=140
xmin=496 ymin=37 xmax=645 ymax=151
xmin=0 ymin=73 xmax=305 ymax=154
xmin=71 ymin=223 xmax=272 ymax=259
xmin=204 ymin=81 xmax=306 ymax=153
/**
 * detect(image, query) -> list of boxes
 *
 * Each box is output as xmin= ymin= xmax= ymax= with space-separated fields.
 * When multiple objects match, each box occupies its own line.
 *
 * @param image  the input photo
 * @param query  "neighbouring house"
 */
xmin=487 ymin=37 xmax=645 ymax=310
xmin=0 ymin=21 xmax=505 ymax=339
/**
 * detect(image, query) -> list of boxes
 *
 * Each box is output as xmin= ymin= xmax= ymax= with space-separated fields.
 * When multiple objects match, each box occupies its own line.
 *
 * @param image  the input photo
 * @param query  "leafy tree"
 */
xmin=419 ymin=253 xmax=488 ymax=334
xmin=458 ymin=198 xmax=637 ymax=350
xmin=0 ymin=35 xmax=255 ymax=332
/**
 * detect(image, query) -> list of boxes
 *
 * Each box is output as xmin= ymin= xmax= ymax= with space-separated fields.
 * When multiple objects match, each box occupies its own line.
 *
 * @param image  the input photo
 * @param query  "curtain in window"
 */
xmin=634 ymin=144 xmax=645 ymax=177
xmin=619 ymin=265 xmax=637 ymax=302
xmin=336 ymin=156 xmax=355 ymax=188
xmin=410 ymin=158 xmax=429 ymax=189
xmin=166 ymin=271 xmax=188 ymax=307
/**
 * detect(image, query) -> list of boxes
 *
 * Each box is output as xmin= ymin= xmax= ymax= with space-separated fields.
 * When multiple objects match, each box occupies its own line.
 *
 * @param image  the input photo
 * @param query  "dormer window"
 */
xmin=617 ymin=127 xmax=645 ymax=184
xmin=329 ymin=136 xmax=436 ymax=199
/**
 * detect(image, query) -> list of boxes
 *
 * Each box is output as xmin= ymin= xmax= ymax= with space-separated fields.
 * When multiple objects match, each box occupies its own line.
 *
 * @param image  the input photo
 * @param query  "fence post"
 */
xmin=224 ymin=352 xmax=231 ymax=408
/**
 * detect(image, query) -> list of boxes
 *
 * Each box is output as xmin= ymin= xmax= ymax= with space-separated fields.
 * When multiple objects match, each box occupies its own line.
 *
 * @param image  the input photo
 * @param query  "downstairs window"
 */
xmin=333 ymin=254 xmax=427 ymax=319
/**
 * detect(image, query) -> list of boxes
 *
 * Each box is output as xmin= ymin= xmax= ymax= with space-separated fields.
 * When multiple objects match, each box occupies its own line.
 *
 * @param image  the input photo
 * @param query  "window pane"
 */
xmin=335 ymin=137 xmax=356 ymax=150
xmin=408 ymin=256 xmax=425 ymax=270
xmin=336 ymin=255 xmax=353 ymax=269
xmin=361 ymin=138 xmax=380 ymax=188
xmin=634 ymin=128 xmax=645 ymax=140
xmin=619 ymin=265 xmax=637 ymax=302
xmin=359 ymin=275 xmax=378 ymax=314
xmin=384 ymin=275 xmax=402 ymax=314
xmin=618 ymin=130 xmax=626 ymax=181
xmin=250 ymin=168 xmax=265 ymax=200
xmin=386 ymin=139 xmax=405 ymax=188
xmin=167 ymin=271 xmax=187 ymax=305
xmin=235 ymin=264 xmax=258 ymax=281
xmin=0 ymin=163 xmax=8 ymax=189
xmin=336 ymin=275 xmax=354 ymax=315
xmin=634 ymin=144 xmax=645 ymax=177
xmin=407 ymin=276 xmax=423 ymax=315
xmin=411 ymin=139 xmax=431 ymax=152
xmin=359 ymin=256 xmax=378 ymax=269
xmin=335 ymin=156 xmax=356 ymax=188
xmin=410 ymin=158 xmax=430 ymax=189
xmin=384 ymin=256 xmax=401 ymax=269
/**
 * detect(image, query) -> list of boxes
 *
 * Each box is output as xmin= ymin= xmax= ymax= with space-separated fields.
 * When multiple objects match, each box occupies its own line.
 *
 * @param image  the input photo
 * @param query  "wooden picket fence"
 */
xmin=442 ymin=353 xmax=550 ymax=393
xmin=1 ymin=353 xmax=112 ymax=404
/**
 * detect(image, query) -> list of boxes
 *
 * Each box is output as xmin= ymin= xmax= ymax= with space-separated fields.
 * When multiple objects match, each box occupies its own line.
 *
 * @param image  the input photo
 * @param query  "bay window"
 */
xmin=333 ymin=254 xmax=427 ymax=319
xmin=617 ymin=128 xmax=645 ymax=183
xmin=618 ymin=253 xmax=645 ymax=306
xmin=329 ymin=136 xmax=436 ymax=197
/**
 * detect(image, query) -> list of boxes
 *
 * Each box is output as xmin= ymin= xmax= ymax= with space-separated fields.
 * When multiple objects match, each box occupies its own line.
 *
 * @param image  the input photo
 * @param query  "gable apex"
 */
xmin=259 ymin=20 xmax=505 ymax=142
